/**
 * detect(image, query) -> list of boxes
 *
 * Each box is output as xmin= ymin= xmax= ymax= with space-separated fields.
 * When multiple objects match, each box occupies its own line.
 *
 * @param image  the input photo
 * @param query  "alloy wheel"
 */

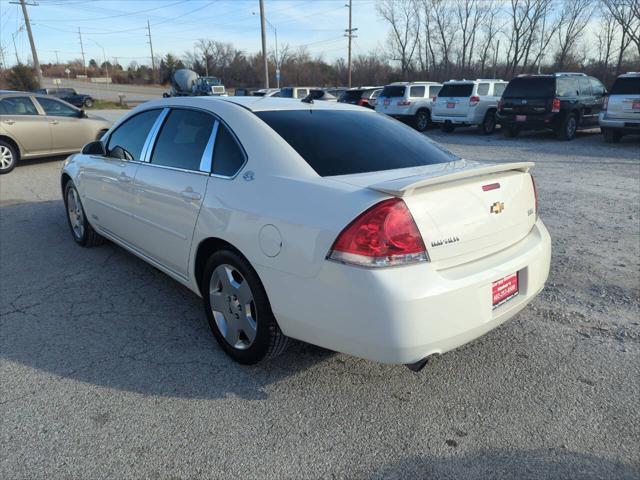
xmin=0 ymin=145 xmax=14 ymax=170
xmin=209 ymin=264 xmax=257 ymax=350
xmin=66 ymin=187 xmax=85 ymax=239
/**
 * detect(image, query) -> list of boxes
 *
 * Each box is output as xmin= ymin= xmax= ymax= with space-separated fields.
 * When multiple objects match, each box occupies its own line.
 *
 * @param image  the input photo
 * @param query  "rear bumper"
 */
xmin=259 ymin=220 xmax=551 ymax=364
xmin=599 ymin=113 xmax=640 ymax=132
xmin=496 ymin=112 xmax=558 ymax=129
xmin=432 ymin=110 xmax=484 ymax=125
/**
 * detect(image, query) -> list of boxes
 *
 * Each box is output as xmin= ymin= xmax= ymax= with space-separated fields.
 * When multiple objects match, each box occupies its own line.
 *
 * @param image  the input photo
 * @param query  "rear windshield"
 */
xmin=610 ymin=77 xmax=640 ymax=95
xmin=255 ymin=110 xmax=458 ymax=177
xmin=438 ymin=84 xmax=474 ymax=97
xmin=340 ymin=90 xmax=364 ymax=101
xmin=381 ymin=85 xmax=406 ymax=98
xmin=503 ymin=77 xmax=555 ymax=98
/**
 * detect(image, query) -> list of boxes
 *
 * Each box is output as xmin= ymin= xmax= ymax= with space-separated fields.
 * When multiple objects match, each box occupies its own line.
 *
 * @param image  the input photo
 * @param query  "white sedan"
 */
xmin=61 ymin=96 xmax=551 ymax=369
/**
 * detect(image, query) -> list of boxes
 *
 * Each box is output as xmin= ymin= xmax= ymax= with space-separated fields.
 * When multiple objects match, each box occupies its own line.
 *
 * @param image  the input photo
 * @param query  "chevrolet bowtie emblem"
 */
xmin=490 ymin=201 xmax=505 ymax=214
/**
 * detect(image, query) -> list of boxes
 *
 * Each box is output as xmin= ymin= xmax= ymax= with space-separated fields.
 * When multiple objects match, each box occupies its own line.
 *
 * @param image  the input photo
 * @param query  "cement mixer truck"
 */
xmin=163 ymin=69 xmax=226 ymax=97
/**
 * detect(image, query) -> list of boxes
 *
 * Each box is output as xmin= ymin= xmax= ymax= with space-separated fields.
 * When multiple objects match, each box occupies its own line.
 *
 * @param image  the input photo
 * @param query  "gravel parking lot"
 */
xmin=1 ymin=118 xmax=638 ymax=479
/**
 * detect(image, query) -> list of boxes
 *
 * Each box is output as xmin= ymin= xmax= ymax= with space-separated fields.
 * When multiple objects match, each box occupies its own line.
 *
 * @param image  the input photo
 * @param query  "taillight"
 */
xmin=551 ymin=98 xmax=561 ymax=113
xmin=327 ymin=198 xmax=428 ymax=267
xmin=357 ymin=98 xmax=367 ymax=106
xmin=397 ymin=100 xmax=411 ymax=106
xmin=470 ymin=95 xmax=480 ymax=106
xmin=497 ymin=98 xmax=504 ymax=111
xmin=603 ymin=95 xmax=609 ymax=110
xmin=530 ymin=174 xmax=538 ymax=219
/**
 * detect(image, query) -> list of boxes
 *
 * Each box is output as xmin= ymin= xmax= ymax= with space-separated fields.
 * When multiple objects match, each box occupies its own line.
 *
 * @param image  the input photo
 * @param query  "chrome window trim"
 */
xmin=136 ymin=161 xmax=209 ymax=176
xmin=209 ymin=121 xmax=248 ymax=180
xmin=199 ymin=120 xmax=219 ymax=173
xmin=141 ymin=107 xmax=170 ymax=163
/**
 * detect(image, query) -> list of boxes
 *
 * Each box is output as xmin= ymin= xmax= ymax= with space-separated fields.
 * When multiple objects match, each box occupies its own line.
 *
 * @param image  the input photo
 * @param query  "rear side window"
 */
xmin=503 ymin=77 xmax=555 ymax=98
xmin=477 ymin=83 xmax=490 ymax=96
xmin=409 ymin=86 xmax=425 ymax=97
xmin=429 ymin=86 xmax=441 ymax=97
xmin=610 ymin=77 xmax=640 ymax=95
xmin=212 ymin=124 xmax=245 ymax=177
xmin=493 ymin=83 xmax=507 ymax=96
xmin=578 ymin=78 xmax=591 ymax=96
xmin=296 ymin=89 xmax=308 ymax=99
xmin=107 ymin=109 xmax=161 ymax=161
xmin=381 ymin=85 xmax=405 ymax=98
xmin=0 ymin=97 xmax=38 ymax=115
xmin=556 ymin=78 xmax=579 ymax=97
xmin=256 ymin=110 xmax=458 ymax=177
xmin=438 ymin=84 xmax=474 ymax=97
xmin=150 ymin=109 xmax=215 ymax=171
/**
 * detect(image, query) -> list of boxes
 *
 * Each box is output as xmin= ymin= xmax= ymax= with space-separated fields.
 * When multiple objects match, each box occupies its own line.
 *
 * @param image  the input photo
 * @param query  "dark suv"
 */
xmin=338 ymin=87 xmax=382 ymax=109
xmin=34 ymin=87 xmax=94 ymax=108
xmin=496 ymin=73 xmax=607 ymax=140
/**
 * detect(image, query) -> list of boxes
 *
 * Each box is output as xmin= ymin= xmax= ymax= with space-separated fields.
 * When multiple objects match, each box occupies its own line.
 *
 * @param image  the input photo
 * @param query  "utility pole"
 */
xmin=12 ymin=0 xmax=43 ymax=84
xmin=78 ymin=28 xmax=87 ymax=75
xmin=54 ymin=50 xmax=60 ymax=64
xmin=344 ymin=0 xmax=357 ymax=88
xmin=147 ymin=19 xmax=156 ymax=83
xmin=259 ymin=0 xmax=269 ymax=89
xmin=11 ymin=32 xmax=20 ymax=64
xmin=0 ymin=45 xmax=6 ymax=70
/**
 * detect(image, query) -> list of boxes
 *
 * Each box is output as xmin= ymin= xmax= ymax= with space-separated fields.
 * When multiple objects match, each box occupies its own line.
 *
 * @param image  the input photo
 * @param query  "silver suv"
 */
xmin=432 ymin=79 xmax=508 ymax=134
xmin=375 ymin=82 xmax=442 ymax=131
xmin=599 ymin=72 xmax=640 ymax=142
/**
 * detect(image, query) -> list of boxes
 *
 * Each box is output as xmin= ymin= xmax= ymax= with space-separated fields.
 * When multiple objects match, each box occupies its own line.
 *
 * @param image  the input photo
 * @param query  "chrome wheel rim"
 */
xmin=209 ymin=264 xmax=257 ymax=350
xmin=66 ymin=187 xmax=85 ymax=239
xmin=567 ymin=117 xmax=576 ymax=137
xmin=0 ymin=145 xmax=14 ymax=170
xmin=417 ymin=112 xmax=428 ymax=130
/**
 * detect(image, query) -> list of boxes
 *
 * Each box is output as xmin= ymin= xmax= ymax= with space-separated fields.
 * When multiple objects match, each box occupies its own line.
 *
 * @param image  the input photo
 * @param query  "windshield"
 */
xmin=255 ymin=110 xmax=458 ymax=177
xmin=202 ymin=77 xmax=221 ymax=86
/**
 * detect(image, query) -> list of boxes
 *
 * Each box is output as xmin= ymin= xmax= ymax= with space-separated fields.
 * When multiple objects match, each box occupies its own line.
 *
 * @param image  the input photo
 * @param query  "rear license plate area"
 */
xmin=516 ymin=115 xmax=527 ymax=122
xmin=492 ymin=272 xmax=519 ymax=309
xmin=632 ymin=101 xmax=640 ymax=110
xmin=447 ymin=102 xmax=455 ymax=108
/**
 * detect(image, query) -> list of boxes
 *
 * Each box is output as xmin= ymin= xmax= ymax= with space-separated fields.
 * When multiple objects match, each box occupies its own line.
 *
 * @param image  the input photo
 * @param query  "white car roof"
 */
xmin=388 ymin=81 xmax=441 ymax=86
xmin=138 ymin=96 xmax=377 ymax=113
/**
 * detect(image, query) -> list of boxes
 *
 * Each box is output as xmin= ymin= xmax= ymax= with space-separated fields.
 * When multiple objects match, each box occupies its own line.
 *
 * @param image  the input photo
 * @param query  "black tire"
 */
xmin=414 ymin=109 xmax=431 ymax=132
xmin=441 ymin=121 xmax=455 ymax=133
xmin=83 ymin=97 xmax=94 ymax=108
xmin=502 ymin=126 xmax=520 ymax=138
xmin=603 ymin=128 xmax=622 ymax=143
xmin=63 ymin=181 xmax=105 ymax=247
xmin=202 ymin=250 xmax=289 ymax=365
xmin=481 ymin=110 xmax=497 ymax=135
xmin=556 ymin=113 xmax=577 ymax=140
xmin=0 ymin=139 xmax=19 ymax=174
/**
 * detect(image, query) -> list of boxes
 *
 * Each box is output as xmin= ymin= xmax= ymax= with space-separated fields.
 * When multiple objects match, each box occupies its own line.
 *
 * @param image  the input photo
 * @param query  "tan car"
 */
xmin=0 ymin=90 xmax=112 ymax=174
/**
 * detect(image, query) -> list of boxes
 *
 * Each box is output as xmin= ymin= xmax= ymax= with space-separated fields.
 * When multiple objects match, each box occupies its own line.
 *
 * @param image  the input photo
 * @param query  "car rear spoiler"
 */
xmin=368 ymin=162 xmax=534 ymax=197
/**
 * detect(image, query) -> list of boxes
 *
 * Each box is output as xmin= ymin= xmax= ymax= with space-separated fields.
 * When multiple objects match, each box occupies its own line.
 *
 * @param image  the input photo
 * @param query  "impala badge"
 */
xmin=490 ymin=202 xmax=505 ymax=214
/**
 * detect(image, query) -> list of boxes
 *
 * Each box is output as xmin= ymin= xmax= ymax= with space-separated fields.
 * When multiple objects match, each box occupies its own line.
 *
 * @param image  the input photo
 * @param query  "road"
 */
xmin=43 ymin=77 xmax=165 ymax=104
xmin=1 ymin=119 xmax=639 ymax=479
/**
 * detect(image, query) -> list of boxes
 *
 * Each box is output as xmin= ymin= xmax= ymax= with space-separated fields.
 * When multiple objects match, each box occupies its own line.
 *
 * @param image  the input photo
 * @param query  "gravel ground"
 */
xmin=1 ymin=119 xmax=639 ymax=479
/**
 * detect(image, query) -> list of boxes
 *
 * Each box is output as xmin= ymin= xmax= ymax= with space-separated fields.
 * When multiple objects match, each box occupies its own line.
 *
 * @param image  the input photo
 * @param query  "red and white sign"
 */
xmin=492 ymin=272 xmax=519 ymax=308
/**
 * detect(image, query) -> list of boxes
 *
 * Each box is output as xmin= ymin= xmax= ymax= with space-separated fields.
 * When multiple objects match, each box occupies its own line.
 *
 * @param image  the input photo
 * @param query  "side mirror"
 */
xmin=78 ymin=109 xmax=88 ymax=118
xmin=82 ymin=140 xmax=106 ymax=156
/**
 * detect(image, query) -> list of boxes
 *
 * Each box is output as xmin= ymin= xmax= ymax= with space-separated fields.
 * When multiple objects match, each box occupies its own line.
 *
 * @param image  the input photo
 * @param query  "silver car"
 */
xmin=0 ymin=90 xmax=112 ymax=174
xmin=599 ymin=72 xmax=640 ymax=142
xmin=432 ymin=79 xmax=508 ymax=135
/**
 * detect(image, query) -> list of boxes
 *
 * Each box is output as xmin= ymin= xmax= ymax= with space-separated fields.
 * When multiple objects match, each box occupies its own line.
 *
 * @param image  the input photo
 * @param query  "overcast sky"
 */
xmin=0 ymin=0 xmax=383 ymax=67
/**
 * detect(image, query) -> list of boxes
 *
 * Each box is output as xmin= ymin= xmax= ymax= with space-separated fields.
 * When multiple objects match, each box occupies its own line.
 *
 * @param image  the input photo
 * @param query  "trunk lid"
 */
xmin=333 ymin=160 xmax=537 ymax=268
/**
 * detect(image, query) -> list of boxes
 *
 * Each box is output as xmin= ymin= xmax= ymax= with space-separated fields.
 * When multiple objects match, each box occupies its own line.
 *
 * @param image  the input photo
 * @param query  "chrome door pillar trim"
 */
xmin=141 ymin=107 xmax=170 ymax=163
xmin=199 ymin=120 xmax=219 ymax=173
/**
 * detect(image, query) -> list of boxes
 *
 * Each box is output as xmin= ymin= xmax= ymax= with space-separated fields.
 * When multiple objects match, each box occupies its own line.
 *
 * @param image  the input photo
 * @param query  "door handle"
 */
xmin=180 ymin=190 xmax=202 ymax=201
xmin=2 ymin=120 xmax=15 ymax=125
xmin=49 ymin=120 xmax=59 ymax=125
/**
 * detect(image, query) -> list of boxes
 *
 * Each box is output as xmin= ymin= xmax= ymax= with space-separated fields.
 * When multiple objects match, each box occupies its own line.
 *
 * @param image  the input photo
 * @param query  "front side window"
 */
xmin=578 ymin=78 xmax=592 ymax=97
xmin=0 ymin=97 xmax=38 ymax=115
xmin=212 ymin=124 xmax=245 ymax=176
xmin=477 ymin=83 xmax=490 ymax=96
xmin=409 ymin=86 xmax=426 ymax=97
xmin=150 ymin=109 xmax=215 ymax=171
xmin=107 ymin=109 xmax=161 ymax=161
xmin=256 ymin=110 xmax=457 ymax=177
xmin=589 ymin=78 xmax=606 ymax=97
xmin=37 ymin=97 xmax=78 ymax=117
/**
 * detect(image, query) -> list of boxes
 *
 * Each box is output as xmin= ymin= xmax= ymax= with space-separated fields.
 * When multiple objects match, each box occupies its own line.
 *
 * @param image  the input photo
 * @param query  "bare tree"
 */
xmin=422 ymin=0 xmax=457 ymax=78
xmin=377 ymin=0 xmax=420 ymax=78
xmin=600 ymin=0 xmax=640 ymax=61
xmin=554 ymin=0 xmax=595 ymax=69
xmin=477 ymin=2 xmax=502 ymax=77
xmin=455 ymin=0 xmax=486 ymax=76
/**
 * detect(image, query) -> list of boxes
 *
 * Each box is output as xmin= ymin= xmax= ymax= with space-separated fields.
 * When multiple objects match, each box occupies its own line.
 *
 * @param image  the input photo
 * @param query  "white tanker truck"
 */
xmin=163 ymin=69 xmax=226 ymax=97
